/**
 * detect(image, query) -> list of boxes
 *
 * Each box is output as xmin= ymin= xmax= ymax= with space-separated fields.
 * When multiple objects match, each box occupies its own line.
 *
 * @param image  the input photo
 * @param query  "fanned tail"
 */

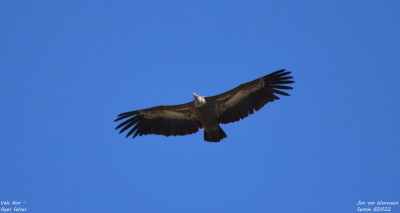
xmin=204 ymin=126 xmax=227 ymax=142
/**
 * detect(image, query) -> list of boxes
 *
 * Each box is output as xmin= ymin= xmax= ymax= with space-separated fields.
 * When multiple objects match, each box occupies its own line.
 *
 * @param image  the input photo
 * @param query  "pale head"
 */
xmin=193 ymin=93 xmax=206 ymax=107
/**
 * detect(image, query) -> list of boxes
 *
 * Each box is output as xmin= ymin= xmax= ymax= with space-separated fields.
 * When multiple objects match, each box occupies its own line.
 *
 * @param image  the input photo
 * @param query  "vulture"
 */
xmin=114 ymin=69 xmax=294 ymax=142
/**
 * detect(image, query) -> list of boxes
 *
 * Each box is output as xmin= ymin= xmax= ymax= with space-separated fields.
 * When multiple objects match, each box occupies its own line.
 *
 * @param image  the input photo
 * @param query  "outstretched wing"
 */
xmin=114 ymin=102 xmax=203 ymax=139
xmin=208 ymin=69 xmax=294 ymax=124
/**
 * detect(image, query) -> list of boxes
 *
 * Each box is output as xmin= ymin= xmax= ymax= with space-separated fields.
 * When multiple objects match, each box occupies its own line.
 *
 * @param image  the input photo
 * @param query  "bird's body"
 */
xmin=191 ymin=96 xmax=227 ymax=142
xmin=114 ymin=69 xmax=294 ymax=142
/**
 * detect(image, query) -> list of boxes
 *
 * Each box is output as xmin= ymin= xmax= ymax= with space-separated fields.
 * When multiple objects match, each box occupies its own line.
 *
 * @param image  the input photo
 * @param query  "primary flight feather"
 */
xmin=114 ymin=69 xmax=294 ymax=142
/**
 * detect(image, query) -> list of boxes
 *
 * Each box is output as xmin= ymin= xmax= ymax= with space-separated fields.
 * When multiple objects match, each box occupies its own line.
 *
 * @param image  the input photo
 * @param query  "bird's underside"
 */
xmin=114 ymin=69 xmax=294 ymax=142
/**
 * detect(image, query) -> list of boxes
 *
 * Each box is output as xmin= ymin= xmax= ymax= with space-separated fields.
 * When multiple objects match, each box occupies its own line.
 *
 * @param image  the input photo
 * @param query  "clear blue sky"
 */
xmin=1 ymin=1 xmax=399 ymax=212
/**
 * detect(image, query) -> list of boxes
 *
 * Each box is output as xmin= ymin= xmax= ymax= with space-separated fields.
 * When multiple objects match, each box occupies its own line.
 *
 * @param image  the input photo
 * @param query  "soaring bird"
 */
xmin=114 ymin=69 xmax=294 ymax=142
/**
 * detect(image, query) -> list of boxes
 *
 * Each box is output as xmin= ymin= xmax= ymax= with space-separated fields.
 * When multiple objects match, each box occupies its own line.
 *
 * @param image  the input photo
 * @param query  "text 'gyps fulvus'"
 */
xmin=114 ymin=69 xmax=294 ymax=142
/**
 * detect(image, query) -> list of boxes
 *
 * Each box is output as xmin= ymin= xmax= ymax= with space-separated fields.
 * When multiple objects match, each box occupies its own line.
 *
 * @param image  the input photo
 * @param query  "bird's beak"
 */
xmin=193 ymin=93 xmax=199 ymax=99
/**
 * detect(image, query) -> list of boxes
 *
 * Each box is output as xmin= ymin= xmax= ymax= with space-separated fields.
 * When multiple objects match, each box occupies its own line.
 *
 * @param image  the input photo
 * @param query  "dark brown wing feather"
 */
xmin=208 ymin=69 xmax=294 ymax=124
xmin=114 ymin=102 xmax=203 ymax=139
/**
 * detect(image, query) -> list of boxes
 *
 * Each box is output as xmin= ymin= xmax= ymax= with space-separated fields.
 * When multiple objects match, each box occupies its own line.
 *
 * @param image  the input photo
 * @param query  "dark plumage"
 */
xmin=114 ymin=69 xmax=294 ymax=142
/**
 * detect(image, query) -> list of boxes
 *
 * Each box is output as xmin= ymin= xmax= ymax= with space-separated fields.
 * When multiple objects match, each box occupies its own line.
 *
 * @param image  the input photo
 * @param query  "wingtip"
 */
xmin=117 ymin=110 xmax=139 ymax=117
xmin=265 ymin=69 xmax=292 ymax=78
xmin=114 ymin=110 xmax=139 ymax=122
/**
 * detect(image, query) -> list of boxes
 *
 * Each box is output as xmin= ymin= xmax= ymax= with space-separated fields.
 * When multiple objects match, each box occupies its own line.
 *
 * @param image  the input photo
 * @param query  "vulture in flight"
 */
xmin=114 ymin=69 xmax=294 ymax=142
